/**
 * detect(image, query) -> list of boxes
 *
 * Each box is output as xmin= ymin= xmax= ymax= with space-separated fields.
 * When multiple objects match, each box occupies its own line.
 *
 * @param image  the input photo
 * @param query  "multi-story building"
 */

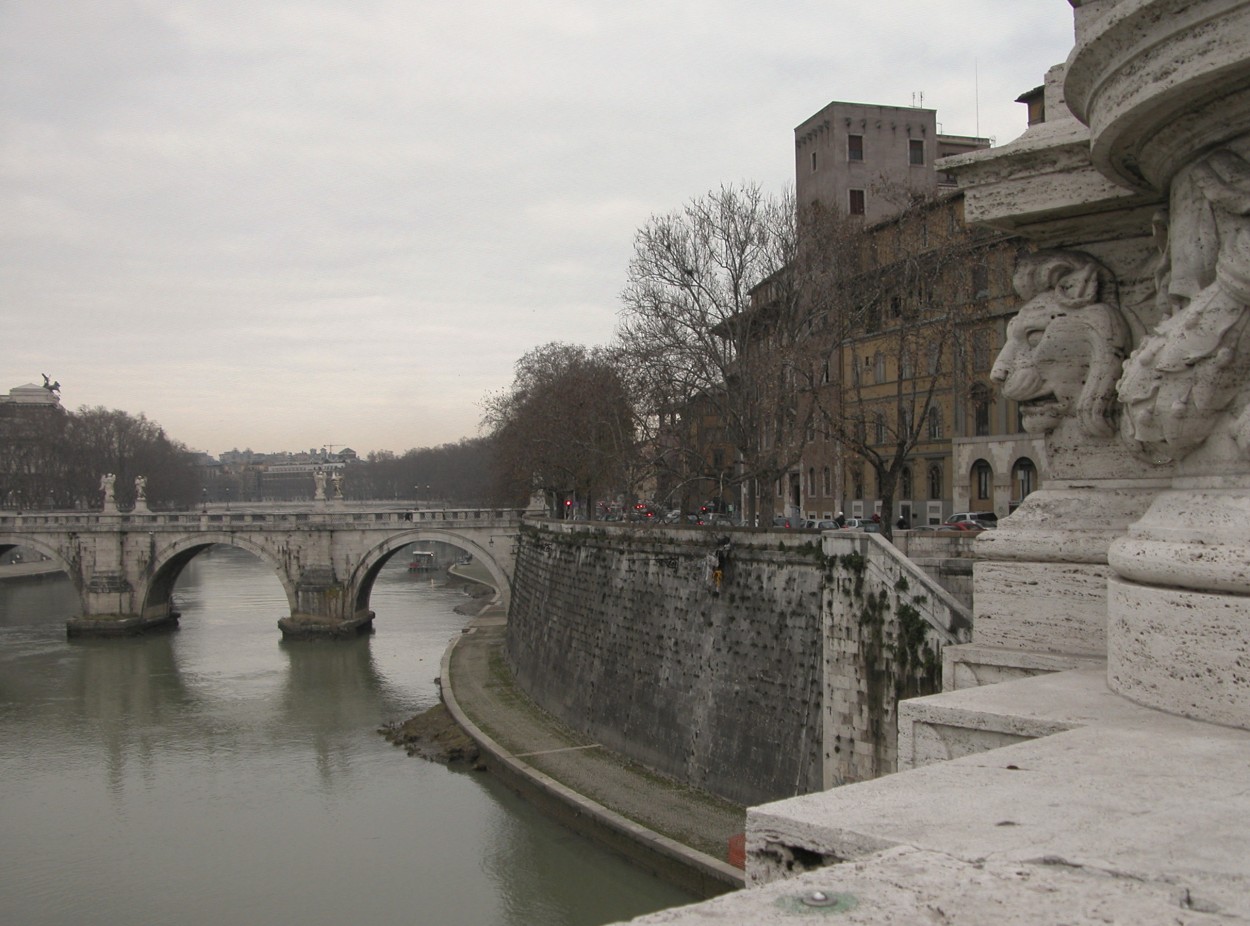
xmin=794 ymin=100 xmax=989 ymax=223
xmin=785 ymin=100 xmax=1043 ymax=525
xmin=792 ymin=193 xmax=1039 ymax=526
xmin=674 ymin=99 xmax=1041 ymax=526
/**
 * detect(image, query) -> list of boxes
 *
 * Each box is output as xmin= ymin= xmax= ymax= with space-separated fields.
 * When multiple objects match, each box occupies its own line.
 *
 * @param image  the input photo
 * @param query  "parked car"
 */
xmin=772 ymin=516 xmax=794 ymax=529
xmin=947 ymin=520 xmax=986 ymax=532
xmin=840 ymin=518 xmax=883 ymax=533
xmin=946 ymin=511 xmax=998 ymax=527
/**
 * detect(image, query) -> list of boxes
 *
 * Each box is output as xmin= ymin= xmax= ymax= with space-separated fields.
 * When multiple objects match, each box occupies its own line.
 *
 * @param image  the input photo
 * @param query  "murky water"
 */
xmin=0 ymin=546 xmax=691 ymax=926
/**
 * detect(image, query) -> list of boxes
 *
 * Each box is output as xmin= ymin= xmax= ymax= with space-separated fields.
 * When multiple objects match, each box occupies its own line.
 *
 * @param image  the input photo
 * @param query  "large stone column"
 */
xmin=941 ymin=60 xmax=1174 ymax=687
xmin=1061 ymin=0 xmax=1250 ymax=728
xmin=945 ymin=0 xmax=1250 ymax=725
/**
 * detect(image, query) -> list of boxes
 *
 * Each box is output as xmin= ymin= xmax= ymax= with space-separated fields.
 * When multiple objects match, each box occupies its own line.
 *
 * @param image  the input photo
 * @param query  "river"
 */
xmin=0 ymin=545 xmax=692 ymax=926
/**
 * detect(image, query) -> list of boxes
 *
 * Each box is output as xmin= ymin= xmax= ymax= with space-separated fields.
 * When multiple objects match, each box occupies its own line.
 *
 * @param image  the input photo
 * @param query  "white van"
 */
xmin=945 ymin=511 xmax=998 ymax=527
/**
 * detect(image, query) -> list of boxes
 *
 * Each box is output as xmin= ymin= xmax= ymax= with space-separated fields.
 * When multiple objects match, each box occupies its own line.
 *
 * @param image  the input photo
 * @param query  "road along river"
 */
xmin=0 ymin=545 xmax=692 ymax=926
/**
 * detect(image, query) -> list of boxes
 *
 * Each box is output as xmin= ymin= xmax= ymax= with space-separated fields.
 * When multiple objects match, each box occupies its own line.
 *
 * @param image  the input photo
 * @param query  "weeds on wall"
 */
xmin=829 ymin=550 xmax=943 ymax=778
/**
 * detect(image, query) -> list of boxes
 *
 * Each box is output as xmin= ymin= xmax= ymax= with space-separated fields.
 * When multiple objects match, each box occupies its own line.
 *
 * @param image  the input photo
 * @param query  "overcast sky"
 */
xmin=2 ymin=1 xmax=1075 ymax=457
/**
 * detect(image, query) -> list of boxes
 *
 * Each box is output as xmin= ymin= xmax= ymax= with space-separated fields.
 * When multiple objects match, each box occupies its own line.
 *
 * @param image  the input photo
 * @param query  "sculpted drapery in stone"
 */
xmin=991 ymin=251 xmax=1130 ymax=439
xmin=1118 ymin=141 xmax=1250 ymax=463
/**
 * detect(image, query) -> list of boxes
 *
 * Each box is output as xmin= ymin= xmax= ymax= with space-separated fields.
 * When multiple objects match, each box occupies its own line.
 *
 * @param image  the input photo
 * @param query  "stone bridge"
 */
xmin=0 ymin=504 xmax=527 ymax=638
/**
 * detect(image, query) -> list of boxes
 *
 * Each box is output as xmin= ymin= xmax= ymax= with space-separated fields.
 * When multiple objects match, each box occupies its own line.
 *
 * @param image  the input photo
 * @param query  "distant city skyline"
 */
xmin=2 ymin=2 xmax=1075 ymax=455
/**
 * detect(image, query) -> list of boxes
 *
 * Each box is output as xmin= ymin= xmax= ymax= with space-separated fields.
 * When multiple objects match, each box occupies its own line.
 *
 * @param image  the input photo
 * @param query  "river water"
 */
xmin=0 ymin=545 xmax=691 ymax=926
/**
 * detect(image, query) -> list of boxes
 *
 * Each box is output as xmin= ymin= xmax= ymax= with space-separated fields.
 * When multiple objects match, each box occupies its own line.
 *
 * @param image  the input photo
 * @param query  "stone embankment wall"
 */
xmin=506 ymin=523 xmax=967 ymax=807
xmin=891 ymin=531 xmax=982 ymax=610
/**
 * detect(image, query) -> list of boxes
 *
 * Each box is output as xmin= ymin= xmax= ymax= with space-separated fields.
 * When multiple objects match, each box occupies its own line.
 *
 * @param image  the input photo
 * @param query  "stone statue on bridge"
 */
xmin=313 ymin=467 xmax=327 ymax=501
xmin=99 ymin=473 xmax=116 ymax=512
xmin=133 ymin=475 xmax=149 ymax=513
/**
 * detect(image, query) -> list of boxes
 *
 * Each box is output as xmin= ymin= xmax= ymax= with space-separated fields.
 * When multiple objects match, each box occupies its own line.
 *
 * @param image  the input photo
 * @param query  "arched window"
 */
xmin=973 ymin=459 xmax=993 ymax=501
xmin=928 ymin=406 xmax=942 ymax=439
xmin=852 ymin=469 xmax=865 ymax=500
xmin=874 ymin=412 xmax=887 ymax=444
xmin=822 ymin=466 xmax=832 ymax=496
xmin=807 ymin=467 xmax=816 ymax=496
xmin=928 ymin=464 xmax=942 ymax=500
xmin=901 ymin=466 xmax=913 ymax=501
xmin=1013 ymin=457 xmax=1037 ymax=504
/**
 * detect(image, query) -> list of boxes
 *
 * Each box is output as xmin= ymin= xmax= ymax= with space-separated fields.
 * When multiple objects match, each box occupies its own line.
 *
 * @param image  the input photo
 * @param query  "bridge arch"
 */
xmin=348 ymin=529 xmax=510 ymax=618
xmin=0 ymin=535 xmax=78 ymax=590
xmin=144 ymin=533 xmax=298 ymax=622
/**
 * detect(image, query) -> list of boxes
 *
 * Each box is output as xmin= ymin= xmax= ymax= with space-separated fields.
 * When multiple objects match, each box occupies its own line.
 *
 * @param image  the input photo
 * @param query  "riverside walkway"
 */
xmin=442 ymin=605 xmax=746 ymax=898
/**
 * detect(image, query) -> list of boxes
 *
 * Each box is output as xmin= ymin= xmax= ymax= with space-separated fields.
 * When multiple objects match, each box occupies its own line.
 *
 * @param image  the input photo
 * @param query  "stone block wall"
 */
xmin=506 ymin=523 xmax=961 ymax=806
xmin=820 ymin=534 xmax=968 ymax=787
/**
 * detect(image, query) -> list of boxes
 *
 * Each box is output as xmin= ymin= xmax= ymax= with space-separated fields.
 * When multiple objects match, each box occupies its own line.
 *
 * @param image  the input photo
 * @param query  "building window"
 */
xmin=1013 ymin=457 xmax=1037 ymax=503
xmin=927 ymin=406 xmax=942 ymax=439
xmin=874 ymin=351 xmax=886 ymax=384
xmin=909 ymin=138 xmax=925 ymax=165
xmin=853 ymin=469 xmax=864 ymax=499
xmin=971 ymin=384 xmax=992 ymax=436
xmin=849 ymin=188 xmax=866 ymax=216
xmin=811 ymin=150 xmax=817 ymax=172
xmin=807 ymin=467 xmax=816 ymax=496
xmin=975 ymin=399 xmax=991 ymax=436
xmin=971 ymin=262 xmax=989 ymax=299
xmin=972 ymin=330 xmax=992 ymax=371
xmin=822 ymin=466 xmax=832 ymax=496
xmin=928 ymin=464 xmax=942 ymax=500
xmin=901 ymin=466 xmax=913 ymax=501
xmin=875 ymin=412 xmax=887 ymax=444
xmin=848 ymin=134 xmax=863 ymax=161
xmin=974 ymin=460 xmax=993 ymax=500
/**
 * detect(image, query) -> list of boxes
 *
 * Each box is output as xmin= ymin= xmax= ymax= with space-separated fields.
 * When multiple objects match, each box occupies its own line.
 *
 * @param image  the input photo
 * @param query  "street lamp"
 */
xmin=201 ymin=487 xmax=207 ymax=514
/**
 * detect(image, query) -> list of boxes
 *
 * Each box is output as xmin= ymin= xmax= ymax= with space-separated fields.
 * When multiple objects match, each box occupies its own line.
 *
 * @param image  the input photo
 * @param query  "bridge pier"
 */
xmin=277 ymin=611 xmax=375 ymax=640
xmin=276 ymin=564 xmax=376 ymax=640
xmin=66 ymin=574 xmax=180 ymax=637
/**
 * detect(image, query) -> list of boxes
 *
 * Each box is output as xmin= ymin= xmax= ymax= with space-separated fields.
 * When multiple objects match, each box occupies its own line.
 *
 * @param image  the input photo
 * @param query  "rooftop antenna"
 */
xmin=975 ymin=58 xmax=981 ymax=138
xmin=911 ymin=90 xmax=924 ymax=109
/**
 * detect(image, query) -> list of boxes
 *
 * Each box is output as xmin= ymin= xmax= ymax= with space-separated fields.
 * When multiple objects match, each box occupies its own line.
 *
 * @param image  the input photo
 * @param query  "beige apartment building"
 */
xmin=785 ymin=100 xmax=1040 ymax=525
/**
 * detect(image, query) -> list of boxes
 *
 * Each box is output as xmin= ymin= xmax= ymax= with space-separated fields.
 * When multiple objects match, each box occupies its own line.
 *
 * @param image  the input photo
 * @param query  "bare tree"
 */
xmin=66 ymin=407 xmax=199 ymax=509
xmin=616 ymin=183 xmax=823 ymax=524
xmin=0 ymin=405 xmax=199 ymax=510
xmin=482 ymin=342 xmax=639 ymax=515
xmin=807 ymin=190 xmax=1017 ymax=538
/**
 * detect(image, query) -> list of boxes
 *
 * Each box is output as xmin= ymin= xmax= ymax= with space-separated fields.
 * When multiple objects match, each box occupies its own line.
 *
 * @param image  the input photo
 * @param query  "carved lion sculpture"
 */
xmin=992 ymin=251 xmax=1130 ymax=439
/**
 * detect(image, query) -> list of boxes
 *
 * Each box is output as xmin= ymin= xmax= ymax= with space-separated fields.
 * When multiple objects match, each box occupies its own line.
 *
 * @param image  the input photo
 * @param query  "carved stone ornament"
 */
xmin=1117 ymin=139 xmax=1250 ymax=465
xmin=991 ymin=250 xmax=1130 ymax=439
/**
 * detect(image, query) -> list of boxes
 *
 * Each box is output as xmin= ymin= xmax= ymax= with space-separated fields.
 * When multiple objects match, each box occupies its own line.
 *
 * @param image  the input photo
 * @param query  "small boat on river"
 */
xmin=407 ymin=550 xmax=438 ymax=573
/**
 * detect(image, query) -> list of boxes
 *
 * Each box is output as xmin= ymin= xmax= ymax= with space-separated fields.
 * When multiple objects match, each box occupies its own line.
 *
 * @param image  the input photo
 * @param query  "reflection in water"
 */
xmin=0 ymin=545 xmax=691 ymax=926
